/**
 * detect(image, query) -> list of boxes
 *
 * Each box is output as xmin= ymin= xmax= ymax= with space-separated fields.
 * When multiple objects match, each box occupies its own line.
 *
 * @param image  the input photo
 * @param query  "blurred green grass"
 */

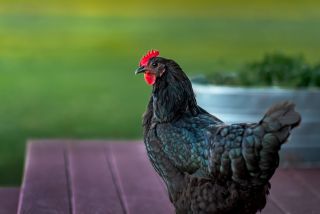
xmin=0 ymin=1 xmax=320 ymax=185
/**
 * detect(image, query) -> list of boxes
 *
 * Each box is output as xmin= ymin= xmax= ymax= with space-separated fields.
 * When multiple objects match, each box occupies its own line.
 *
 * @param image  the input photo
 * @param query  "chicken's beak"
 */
xmin=135 ymin=66 xmax=146 ymax=75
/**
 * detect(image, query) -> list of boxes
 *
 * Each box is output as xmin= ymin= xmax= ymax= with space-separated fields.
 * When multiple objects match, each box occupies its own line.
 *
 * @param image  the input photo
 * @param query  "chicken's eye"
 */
xmin=151 ymin=62 xmax=158 ymax=67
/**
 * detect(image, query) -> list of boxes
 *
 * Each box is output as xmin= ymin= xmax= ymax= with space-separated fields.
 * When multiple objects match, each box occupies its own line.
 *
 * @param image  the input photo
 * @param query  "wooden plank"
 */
xmin=0 ymin=187 xmax=20 ymax=214
xmin=289 ymin=169 xmax=320 ymax=199
xmin=17 ymin=140 xmax=71 ymax=214
xmin=260 ymin=198 xmax=284 ymax=214
xmin=67 ymin=141 xmax=124 ymax=214
xmin=107 ymin=142 xmax=175 ymax=214
xmin=269 ymin=169 xmax=320 ymax=214
xmin=16 ymin=140 xmax=319 ymax=214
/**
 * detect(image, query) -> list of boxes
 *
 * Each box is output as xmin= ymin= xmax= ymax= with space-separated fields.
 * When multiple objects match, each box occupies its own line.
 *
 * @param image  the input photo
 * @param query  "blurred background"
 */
xmin=0 ymin=0 xmax=319 ymax=185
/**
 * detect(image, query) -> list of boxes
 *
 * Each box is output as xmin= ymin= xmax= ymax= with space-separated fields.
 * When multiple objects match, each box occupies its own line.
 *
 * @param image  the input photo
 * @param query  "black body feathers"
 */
xmin=142 ymin=58 xmax=301 ymax=214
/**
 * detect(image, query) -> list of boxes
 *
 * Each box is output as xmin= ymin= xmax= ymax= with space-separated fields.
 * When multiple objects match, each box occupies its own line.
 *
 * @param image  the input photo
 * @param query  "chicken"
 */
xmin=135 ymin=50 xmax=301 ymax=214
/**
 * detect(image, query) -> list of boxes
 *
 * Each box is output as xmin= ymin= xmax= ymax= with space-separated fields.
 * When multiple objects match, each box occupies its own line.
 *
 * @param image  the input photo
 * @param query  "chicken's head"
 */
xmin=135 ymin=50 xmax=167 ymax=85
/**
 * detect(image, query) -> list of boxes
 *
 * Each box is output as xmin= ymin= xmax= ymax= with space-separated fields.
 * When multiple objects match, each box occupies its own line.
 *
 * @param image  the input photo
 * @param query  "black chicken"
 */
xmin=135 ymin=50 xmax=301 ymax=214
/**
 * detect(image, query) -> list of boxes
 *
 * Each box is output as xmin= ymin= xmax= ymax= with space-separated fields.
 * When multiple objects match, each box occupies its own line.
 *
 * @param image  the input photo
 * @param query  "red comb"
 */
xmin=139 ymin=50 xmax=160 ymax=66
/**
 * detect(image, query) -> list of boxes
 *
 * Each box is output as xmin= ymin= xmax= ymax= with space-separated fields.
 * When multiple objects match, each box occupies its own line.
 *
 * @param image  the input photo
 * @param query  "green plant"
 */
xmin=208 ymin=53 xmax=320 ymax=88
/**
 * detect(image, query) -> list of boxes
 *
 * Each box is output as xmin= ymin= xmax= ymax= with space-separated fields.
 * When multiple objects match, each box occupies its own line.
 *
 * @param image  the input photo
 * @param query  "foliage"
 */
xmin=208 ymin=53 xmax=320 ymax=88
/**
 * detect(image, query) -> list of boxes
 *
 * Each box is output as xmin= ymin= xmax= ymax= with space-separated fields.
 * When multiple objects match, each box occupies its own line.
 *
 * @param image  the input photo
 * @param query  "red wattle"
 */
xmin=144 ymin=73 xmax=156 ymax=85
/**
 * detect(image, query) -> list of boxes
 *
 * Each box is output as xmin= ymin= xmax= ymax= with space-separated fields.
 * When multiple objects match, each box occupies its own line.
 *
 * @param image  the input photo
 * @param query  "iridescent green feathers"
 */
xmin=208 ymin=101 xmax=301 ymax=186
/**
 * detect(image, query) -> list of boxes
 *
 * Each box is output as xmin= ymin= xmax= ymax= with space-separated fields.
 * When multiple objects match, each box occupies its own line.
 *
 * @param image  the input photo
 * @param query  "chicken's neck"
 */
xmin=143 ymin=63 xmax=200 ymax=135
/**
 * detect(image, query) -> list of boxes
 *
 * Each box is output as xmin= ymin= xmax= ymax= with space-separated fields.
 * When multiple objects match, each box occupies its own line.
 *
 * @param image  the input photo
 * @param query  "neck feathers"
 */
xmin=143 ymin=60 xmax=199 ymax=134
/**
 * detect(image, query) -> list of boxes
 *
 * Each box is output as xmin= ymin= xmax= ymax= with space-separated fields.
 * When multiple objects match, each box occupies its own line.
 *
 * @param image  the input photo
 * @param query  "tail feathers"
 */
xmin=208 ymin=101 xmax=301 ymax=186
xmin=254 ymin=101 xmax=301 ymax=182
xmin=260 ymin=101 xmax=301 ymax=131
xmin=260 ymin=101 xmax=301 ymax=140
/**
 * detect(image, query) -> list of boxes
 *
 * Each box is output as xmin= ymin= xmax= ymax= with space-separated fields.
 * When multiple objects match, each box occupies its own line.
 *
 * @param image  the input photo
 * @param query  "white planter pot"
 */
xmin=193 ymin=83 xmax=320 ymax=167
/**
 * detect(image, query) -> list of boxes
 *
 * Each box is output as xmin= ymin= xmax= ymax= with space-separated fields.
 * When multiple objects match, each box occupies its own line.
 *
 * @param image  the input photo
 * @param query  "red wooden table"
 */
xmin=1 ymin=140 xmax=320 ymax=214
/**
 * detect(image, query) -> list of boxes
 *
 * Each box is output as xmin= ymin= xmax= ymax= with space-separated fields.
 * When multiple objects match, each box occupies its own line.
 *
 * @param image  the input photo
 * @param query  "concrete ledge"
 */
xmin=193 ymin=83 xmax=320 ymax=166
